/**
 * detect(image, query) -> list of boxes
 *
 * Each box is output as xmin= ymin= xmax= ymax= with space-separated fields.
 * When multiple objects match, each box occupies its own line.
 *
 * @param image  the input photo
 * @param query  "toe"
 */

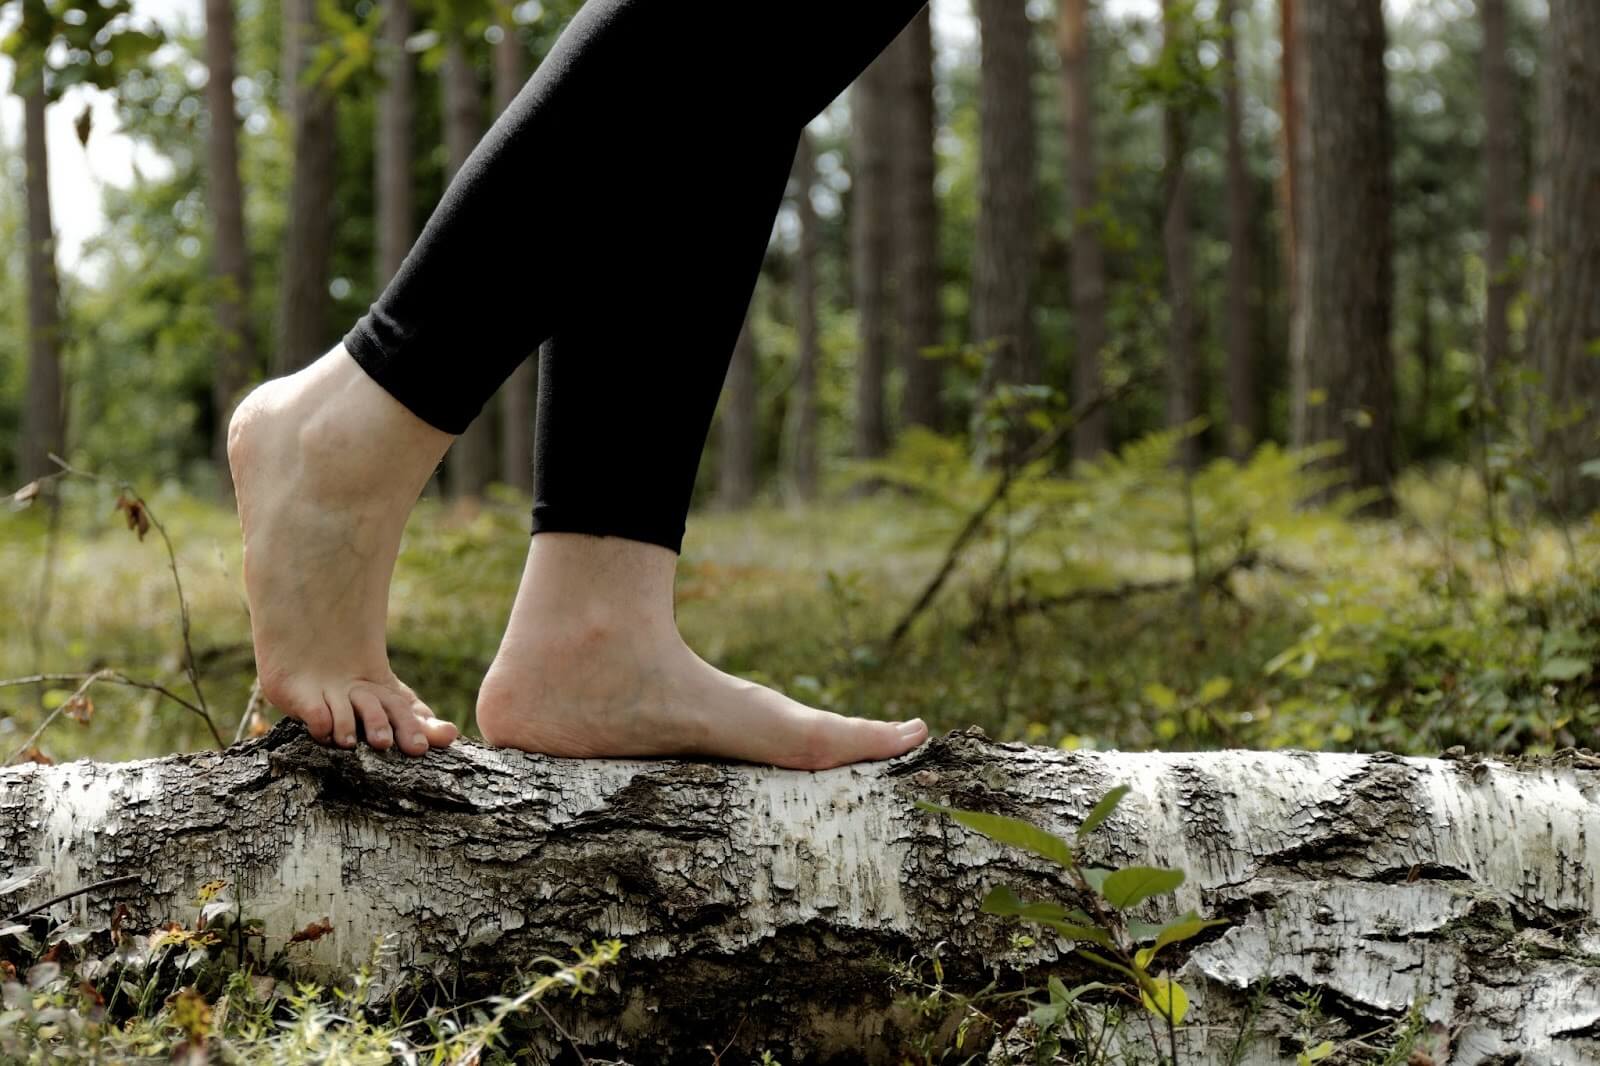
xmin=802 ymin=714 xmax=927 ymax=770
xmin=349 ymin=687 xmax=393 ymax=750
xmin=324 ymin=690 xmax=359 ymax=748
xmin=375 ymin=688 xmax=432 ymax=756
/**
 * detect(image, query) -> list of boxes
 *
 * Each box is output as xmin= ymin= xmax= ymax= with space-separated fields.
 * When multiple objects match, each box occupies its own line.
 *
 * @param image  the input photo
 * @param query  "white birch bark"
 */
xmin=2 ymin=724 xmax=1597 ymax=1063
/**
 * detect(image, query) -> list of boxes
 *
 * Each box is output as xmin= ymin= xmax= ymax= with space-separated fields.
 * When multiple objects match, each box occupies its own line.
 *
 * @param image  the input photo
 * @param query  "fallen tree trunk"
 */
xmin=2 ymin=722 xmax=1598 ymax=1063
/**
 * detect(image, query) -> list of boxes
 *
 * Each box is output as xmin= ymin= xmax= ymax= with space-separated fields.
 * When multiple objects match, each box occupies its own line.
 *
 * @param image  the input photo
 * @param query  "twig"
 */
xmin=1 ymin=873 xmax=141 ymax=926
xmin=0 ymin=671 xmax=223 ymax=751
xmin=883 ymin=375 xmax=1142 ymax=652
xmin=233 ymin=677 xmax=265 ymax=745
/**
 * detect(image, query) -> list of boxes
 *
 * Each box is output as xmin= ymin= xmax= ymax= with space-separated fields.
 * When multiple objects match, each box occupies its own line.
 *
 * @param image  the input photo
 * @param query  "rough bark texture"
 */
xmin=890 ymin=9 xmax=943 ymax=433
xmin=1291 ymin=0 xmax=1394 ymax=507
xmin=5 ymin=723 xmax=1598 ymax=1063
xmin=494 ymin=26 xmax=538 ymax=496
xmin=851 ymin=58 xmax=894 ymax=461
xmin=1479 ymin=0 xmax=1515 ymax=394
xmin=785 ymin=131 xmax=822 ymax=503
xmin=1220 ymin=0 xmax=1256 ymax=460
xmin=972 ymin=0 xmax=1040 ymax=463
xmin=1161 ymin=0 xmax=1198 ymax=470
xmin=441 ymin=38 xmax=496 ymax=500
xmin=1529 ymin=0 xmax=1600 ymax=515
xmin=374 ymin=0 xmax=415 ymax=290
xmin=1058 ymin=0 xmax=1109 ymax=462
xmin=718 ymin=318 xmax=758 ymax=507
xmin=19 ymin=83 xmax=65 ymax=483
xmin=274 ymin=0 xmax=337 ymax=375
xmin=204 ymin=0 xmax=257 ymax=494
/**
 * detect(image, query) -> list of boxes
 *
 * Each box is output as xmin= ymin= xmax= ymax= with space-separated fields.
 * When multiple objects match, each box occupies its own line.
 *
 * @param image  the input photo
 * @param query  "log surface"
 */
xmin=3 ymin=723 xmax=1598 ymax=1063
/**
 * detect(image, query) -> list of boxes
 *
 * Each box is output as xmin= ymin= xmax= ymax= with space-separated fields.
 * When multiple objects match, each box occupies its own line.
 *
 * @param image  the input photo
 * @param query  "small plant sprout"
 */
xmin=918 ymin=783 xmax=1226 ymax=1064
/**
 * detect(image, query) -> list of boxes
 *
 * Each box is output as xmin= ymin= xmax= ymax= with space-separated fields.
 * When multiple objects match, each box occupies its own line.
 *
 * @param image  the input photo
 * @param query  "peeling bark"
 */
xmin=3 ymin=725 xmax=1598 ymax=1063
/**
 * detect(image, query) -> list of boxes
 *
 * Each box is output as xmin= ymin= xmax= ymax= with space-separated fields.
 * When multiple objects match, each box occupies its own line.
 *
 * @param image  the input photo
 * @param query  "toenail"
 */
xmin=412 ymin=733 xmax=426 ymax=748
xmin=343 ymin=733 xmax=356 ymax=745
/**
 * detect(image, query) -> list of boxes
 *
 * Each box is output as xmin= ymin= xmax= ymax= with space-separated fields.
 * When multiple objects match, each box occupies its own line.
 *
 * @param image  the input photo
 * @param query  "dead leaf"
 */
xmin=111 ymin=903 xmax=129 ymax=944
xmin=247 ymin=709 xmax=270 ymax=738
xmin=11 ymin=480 xmax=40 ymax=505
xmin=114 ymin=493 xmax=151 ymax=540
xmin=63 ymin=693 xmax=94 ymax=725
xmin=288 ymin=918 xmax=333 ymax=944
xmin=78 ymin=979 xmax=104 ymax=1007
xmin=17 ymin=747 xmax=53 ymax=766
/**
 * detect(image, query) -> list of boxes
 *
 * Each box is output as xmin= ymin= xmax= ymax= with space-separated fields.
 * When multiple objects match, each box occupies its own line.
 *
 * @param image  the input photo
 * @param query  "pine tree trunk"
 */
xmin=374 ymin=0 xmax=414 ymax=289
xmin=1279 ymin=0 xmax=1306 ymax=449
xmin=851 ymin=56 xmax=894 ymax=461
xmin=891 ymin=9 xmax=942 ymax=432
xmin=1220 ymin=0 xmax=1256 ymax=460
xmin=1291 ymin=0 xmax=1395 ymax=507
xmin=441 ymin=38 xmax=496 ymax=501
xmin=19 ymin=84 xmax=65 ymax=483
xmin=4 ymin=724 xmax=1598 ymax=1063
xmin=972 ymin=0 xmax=1039 ymax=463
xmin=1530 ymin=0 xmax=1600 ymax=515
xmin=1058 ymin=0 xmax=1109 ymax=462
xmin=1161 ymin=0 xmax=1198 ymax=470
xmin=784 ymin=131 xmax=822 ymax=503
xmin=718 ymin=318 xmax=758 ymax=508
xmin=204 ymin=0 xmax=257 ymax=495
xmin=493 ymin=25 xmax=537 ymax=496
xmin=274 ymin=0 xmax=337 ymax=375
xmin=1479 ymin=0 xmax=1515 ymax=397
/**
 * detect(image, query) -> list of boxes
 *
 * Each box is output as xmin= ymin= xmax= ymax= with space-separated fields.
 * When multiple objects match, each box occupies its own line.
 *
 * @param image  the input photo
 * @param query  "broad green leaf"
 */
xmin=982 ymin=885 xmax=1070 ymax=923
xmin=1141 ymin=977 xmax=1190 ymax=1025
xmin=1143 ymin=912 xmax=1229 ymax=962
xmin=1038 ymin=918 xmax=1115 ymax=948
xmin=1298 ymin=1041 xmax=1336 ymax=1064
xmin=1080 ymin=867 xmax=1113 ymax=894
xmin=1197 ymin=676 xmax=1232 ymax=703
xmin=1100 ymin=866 xmax=1185 ymax=909
xmin=1077 ymin=784 xmax=1130 ymax=839
xmin=917 ymin=802 xmax=1074 ymax=868
xmin=1540 ymin=656 xmax=1591 ymax=681
xmin=1142 ymin=682 xmax=1178 ymax=711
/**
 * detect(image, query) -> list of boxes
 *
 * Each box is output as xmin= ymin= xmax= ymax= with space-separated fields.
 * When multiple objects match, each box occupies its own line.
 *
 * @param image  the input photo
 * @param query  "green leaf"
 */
xmin=1080 ymin=867 xmax=1113 ymax=894
xmin=1100 ymin=866 xmax=1185 ymax=909
xmin=1145 ymin=912 xmax=1229 ymax=960
xmin=917 ymin=802 xmax=1074 ymax=868
xmin=1077 ymin=784 xmax=1130 ymax=839
xmin=1140 ymin=977 xmax=1190 ymax=1025
xmin=1298 ymin=1041 xmax=1336 ymax=1064
xmin=1196 ymin=676 xmax=1232 ymax=704
xmin=1541 ymin=657 xmax=1591 ymax=681
xmin=982 ymin=885 xmax=1070 ymax=923
xmin=1142 ymin=682 xmax=1178 ymax=711
xmin=1075 ymin=947 xmax=1138 ymax=982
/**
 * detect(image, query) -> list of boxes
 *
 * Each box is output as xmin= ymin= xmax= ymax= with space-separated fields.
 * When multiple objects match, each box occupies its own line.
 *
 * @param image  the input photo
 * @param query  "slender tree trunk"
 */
xmin=851 ymin=56 xmax=894 ymax=460
xmin=1058 ymin=0 xmax=1109 ymax=461
xmin=375 ymin=0 xmax=414 ymax=289
xmin=204 ymin=0 xmax=257 ymax=495
xmin=1292 ymin=0 xmax=1394 ymax=507
xmin=1220 ymin=0 xmax=1256 ymax=460
xmin=441 ymin=38 xmax=495 ymax=500
xmin=1480 ymin=0 xmax=1515 ymax=402
xmin=1530 ymin=0 xmax=1600 ymax=515
xmin=274 ymin=0 xmax=337 ymax=375
xmin=5 ymin=724 xmax=1599 ymax=1062
xmin=1415 ymin=244 xmax=1435 ymax=439
xmin=1279 ymin=0 xmax=1307 ymax=449
xmin=972 ymin=0 xmax=1039 ymax=463
xmin=891 ymin=9 xmax=942 ymax=432
xmin=493 ymin=24 xmax=537 ymax=495
xmin=1161 ymin=0 xmax=1198 ymax=469
xmin=19 ymin=84 xmax=65 ymax=483
xmin=784 ymin=131 xmax=821 ymax=503
xmin=718 ymin=318 xmax=758 ymax=508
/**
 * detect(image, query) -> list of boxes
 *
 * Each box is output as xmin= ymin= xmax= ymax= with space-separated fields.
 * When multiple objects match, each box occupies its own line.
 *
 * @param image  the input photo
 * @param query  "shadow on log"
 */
xmin=2 ymin=721 xmax=1598 ymax=1063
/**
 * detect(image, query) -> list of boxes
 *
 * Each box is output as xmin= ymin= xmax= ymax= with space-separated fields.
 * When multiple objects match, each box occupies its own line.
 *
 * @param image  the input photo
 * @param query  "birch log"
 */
xmin=2 ymin=723 xmax=1598 ymax=1064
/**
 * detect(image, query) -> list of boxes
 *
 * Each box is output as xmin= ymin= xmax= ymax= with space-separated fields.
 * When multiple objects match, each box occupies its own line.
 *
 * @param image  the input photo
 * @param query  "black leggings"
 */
xmin=343 ymin=0 xmax=928 ymax=553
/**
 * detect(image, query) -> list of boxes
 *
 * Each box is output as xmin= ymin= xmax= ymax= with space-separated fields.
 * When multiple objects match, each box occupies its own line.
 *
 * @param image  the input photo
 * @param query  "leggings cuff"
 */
xmin=530 ymin=504 xmax=684 ymax=556
xmin=343 ymin=321 xmax=476 ymax=436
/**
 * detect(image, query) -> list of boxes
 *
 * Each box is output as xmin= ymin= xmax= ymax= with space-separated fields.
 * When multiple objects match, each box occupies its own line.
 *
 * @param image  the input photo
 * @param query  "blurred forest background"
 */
xmin=0 ymin=0 xmax=1596 ymax=764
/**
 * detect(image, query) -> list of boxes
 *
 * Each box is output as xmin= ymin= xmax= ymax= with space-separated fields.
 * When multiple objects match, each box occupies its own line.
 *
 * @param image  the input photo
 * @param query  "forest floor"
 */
xmin=2 ymin=455 xmax=1596 ymax=766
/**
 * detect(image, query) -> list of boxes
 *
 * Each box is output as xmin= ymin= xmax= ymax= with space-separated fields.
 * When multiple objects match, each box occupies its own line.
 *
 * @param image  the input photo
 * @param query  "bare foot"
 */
xmin=476 ymin=534 xmax=929 ymax=770
xmin=228 ymin=346 xmax=460 ymax=756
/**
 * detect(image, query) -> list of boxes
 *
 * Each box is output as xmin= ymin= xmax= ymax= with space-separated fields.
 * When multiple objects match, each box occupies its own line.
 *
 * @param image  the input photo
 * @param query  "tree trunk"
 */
xmin=274 ymin=0 xmax=337 ymax=375
xmin=1058 ymin=0 xmax=1109 ymax=462
xmin=374 ymin=0 xmax=414 ymax=289
xmin=3 ymin=723 xmax=1598 ymax=1063
xmin=1161 ymin=0 xmax=1198 ymax=470
xmin=1220 ymin=0 xmax=1256 ymax=460
xmin=784 ymin=130 xmax=822 ymax=503
xmin=1529 ymin=0 xmax=1600 ymax=515
xmin=204 ymin=0 xmax=257 ymax=495
xmin=441 ymin=38 xmax=496 ymax=501
xmin=493 ymin=24 xmax=537 ymax=496
xmin=1279 ymin=0 xmax=1305 ymax=449
xmin=972 ymin=0 xmax=1039 ymax=464
xmin=718 ymin=317 xmax=758 ymax=508
xmin=1479 ymin=0 xmax=1515 ymax=401
xmin=19 ymin=84 xmax=65 ymax=483
xmin=891 ymin=9 xmax=942 ymax=433
xmin=1291 ymin=0 xmax=1395 ymax=507
xmin=851 ymin=56 xmax=894 ymax=461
